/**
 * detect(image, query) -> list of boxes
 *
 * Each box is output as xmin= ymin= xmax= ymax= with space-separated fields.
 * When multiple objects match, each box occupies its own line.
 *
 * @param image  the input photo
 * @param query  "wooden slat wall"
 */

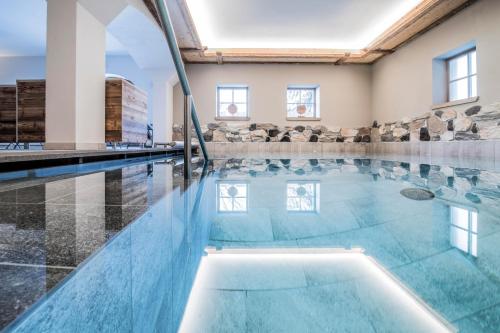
xmin=0 ymin=86 xmax=17 ymax=142
xmin=17 ymin=80 xmax=45 ymax=143
xmin=105 ymin=79 xmax=148 ymax=143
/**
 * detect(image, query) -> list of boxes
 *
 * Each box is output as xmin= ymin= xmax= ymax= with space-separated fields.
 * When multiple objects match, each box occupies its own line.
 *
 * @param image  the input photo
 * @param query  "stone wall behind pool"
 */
xmin=173 ymin=102 xmax=500 ymax=144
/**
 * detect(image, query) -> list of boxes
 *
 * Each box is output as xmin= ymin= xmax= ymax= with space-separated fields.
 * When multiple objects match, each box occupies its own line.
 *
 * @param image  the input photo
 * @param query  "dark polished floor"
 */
xmin=0 ymin=156 xmax=204 ymax=330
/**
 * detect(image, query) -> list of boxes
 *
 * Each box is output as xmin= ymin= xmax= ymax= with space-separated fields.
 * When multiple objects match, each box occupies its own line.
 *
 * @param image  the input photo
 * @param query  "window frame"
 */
xmin=216 ymin=181 xmax=249 ymax=213
xmin=286 ymin=181 xmax=321 ymax=213
xmin=449 ymin=206 xmax=477 ymax=257
xmin=447 ymin=48 xmax=477 ymax=102
xmin=286 ymin=85 xmax=320 ymax=121
xmin=216 ymin=85 xmax=249 ymax=120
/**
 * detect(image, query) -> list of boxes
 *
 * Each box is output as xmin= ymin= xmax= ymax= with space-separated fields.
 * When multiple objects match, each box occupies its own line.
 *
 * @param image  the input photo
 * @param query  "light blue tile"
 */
xmin=210 ymin=208 xmax=274 ymax=242
xmin=393 ymin=250 xmax=500 ymax=322
xmin=202 ymin=257 xmax=308 ymax=291
xmin=181 ymin=289 xmax=246 ymax=333
xmin=453 ymin=303 xmax=500 ymax=333
xmin=246 ymin=283 xmax=376 ymax=333
xmin=298 ymin=224 xmax=412 ymax=269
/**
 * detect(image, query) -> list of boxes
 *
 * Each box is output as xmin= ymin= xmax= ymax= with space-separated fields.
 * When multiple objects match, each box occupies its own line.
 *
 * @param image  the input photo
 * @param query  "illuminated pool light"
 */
xmin=179 ymin=248 xmax=456 ymax=333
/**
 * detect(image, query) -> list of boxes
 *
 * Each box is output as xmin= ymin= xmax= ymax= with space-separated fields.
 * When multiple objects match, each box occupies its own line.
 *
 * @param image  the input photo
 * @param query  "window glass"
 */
xmin=217 ymin=86 xmax=248 ymax=118
xmin=287 ymin=182 xmax=320 ymax=212
xmin=450 ymin=206 xmax=478 ymax=257
xmin=217 ymin=182 xmax=248 ymax=212
xmin=286 ymin=87 xmax=319 ymax=118
xmin=447 ymin=49 xmax=477 ymax=102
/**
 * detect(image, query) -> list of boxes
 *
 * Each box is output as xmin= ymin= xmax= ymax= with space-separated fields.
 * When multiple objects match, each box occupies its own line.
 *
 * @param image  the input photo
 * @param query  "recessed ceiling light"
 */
xmin=185 ymin=0 xmax=423 ymax=50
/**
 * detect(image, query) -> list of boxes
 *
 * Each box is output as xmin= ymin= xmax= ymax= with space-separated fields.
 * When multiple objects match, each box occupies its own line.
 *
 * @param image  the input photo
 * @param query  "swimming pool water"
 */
xmin=1 ymin=157 xmax=500 ymax=332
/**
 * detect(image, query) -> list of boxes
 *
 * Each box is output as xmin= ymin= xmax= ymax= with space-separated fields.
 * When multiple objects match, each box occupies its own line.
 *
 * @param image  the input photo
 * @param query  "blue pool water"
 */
xmin=1 ymin=157 xmax=500 ymax=332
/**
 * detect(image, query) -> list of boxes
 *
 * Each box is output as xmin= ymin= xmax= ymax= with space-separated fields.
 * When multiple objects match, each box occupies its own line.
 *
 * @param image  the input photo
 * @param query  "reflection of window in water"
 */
xmin=450 ymin=206 xmax=477 ymax=257
xmin=287 ymin=182 xmax=320 ymax=212
xmin=217 ymin=182 xmax=248 ymax=212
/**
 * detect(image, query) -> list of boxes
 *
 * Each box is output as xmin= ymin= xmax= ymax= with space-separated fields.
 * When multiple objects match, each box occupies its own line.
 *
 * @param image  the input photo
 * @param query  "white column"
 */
xmin=149 ymin=71 xmax=178 ymax=144
xmin=45 ymin=0 xmax=106 ymax=150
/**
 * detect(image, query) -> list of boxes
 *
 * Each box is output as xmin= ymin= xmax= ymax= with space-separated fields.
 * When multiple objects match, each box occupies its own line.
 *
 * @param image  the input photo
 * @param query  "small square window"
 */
xmin=287 ymin=86 xmax=320 ymax=119
xmin=216 ymin=86 xmax=249 ymax=120
xmin=447 ymin=49 xmax=477 ymax=102
xmin=286 ymin=182 xmax=320 ymax=213
xmin=450 ymin=206 xmax=478 ymax=257
xmin=217 ymin=182 xmax=248 ymax=213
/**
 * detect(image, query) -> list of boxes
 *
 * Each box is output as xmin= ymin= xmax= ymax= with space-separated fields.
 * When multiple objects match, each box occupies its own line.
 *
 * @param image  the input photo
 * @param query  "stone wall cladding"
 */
xmin=173 ymin=102 xmax=500 ymax=143
xmin=372 ymin=102 xmax=500 ymax=142
xmin=173 ymin=123 xmax=371 ymax=143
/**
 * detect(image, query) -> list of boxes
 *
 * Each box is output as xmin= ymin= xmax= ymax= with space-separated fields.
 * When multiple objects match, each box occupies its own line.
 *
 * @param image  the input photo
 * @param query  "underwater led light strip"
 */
xmin=180 ymin=248 xmax=457 ymax=333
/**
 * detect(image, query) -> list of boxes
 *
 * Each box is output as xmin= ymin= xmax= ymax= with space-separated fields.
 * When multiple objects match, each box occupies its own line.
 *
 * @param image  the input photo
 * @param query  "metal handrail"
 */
xmin=154 ymin=0 xmax=209 ymax=164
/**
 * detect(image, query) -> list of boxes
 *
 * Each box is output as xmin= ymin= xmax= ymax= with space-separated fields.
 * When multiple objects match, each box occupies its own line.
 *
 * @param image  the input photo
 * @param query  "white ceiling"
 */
xmin=186 ymin=0 xmax=423 ymax=50
xmin=0 ymin=0 xmax=127 ymax=57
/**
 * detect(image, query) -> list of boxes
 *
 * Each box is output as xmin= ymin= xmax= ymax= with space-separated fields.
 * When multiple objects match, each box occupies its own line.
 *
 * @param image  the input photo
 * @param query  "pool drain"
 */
xmin=400 ymin=188 xmax=435 ymax=201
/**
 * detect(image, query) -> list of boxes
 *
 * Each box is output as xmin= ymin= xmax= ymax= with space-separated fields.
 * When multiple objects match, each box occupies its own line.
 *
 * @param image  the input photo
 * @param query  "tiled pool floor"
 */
xmin=181 ymin=251 xmax=454 ymax=333
xmin=203 ymin=159 xmax=500 ymax=333
xmin=1 ymin=157 xmax=500 ymax=332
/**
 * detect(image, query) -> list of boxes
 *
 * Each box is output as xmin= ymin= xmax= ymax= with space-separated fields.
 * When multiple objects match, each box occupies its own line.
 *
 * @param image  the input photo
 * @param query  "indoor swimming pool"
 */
xmin=1 ymin=157 xmax=500 ymax=332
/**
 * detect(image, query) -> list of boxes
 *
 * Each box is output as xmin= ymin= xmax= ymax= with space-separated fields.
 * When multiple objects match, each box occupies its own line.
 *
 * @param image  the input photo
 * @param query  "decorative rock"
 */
xmin=393 ymin=127 xmax=409 ymax=138
xmin=454 ymin=117 xmax=472 ymax=132
xmin=420 ymin=128 xmax=430 ymax=141
xmin=381 ymin=133 xmax=394 ymax=142
xmin=203 ymin=131 xmax=213 ymax=142
xmin=427 ymin=115 xmax=446 ymax=135
xmin=358 ymin=127 xmax=371 ymax=136
xmin=362 ymin=135 xmax=371 ymax=143
xmin=401 ymin=117 xmax=411 ymax=124
xmin=447 ymin=120 xmax=454 ymax=131
xmin=372 ymin=120 xmax=379 ymax=128
xmin=441 ymin=110 xmax=457 ymax=121
xmin=249 ymin=123 xmax=257 ymax=131
xmin=400 ymin=133 xmax=410 ymax=142
xmin=280 ymin=135 xmax=291 ymax=142
xmin=371 ymin=128 xmax=381 ymax=142
xmin=290 ymin=131 xmax=308 ymax=142
xmin=471 ymin=123 xmax=478 ymax=134
xmin=441 ymin=131 xmax=454 ymax=141
xmin=294 ymin=125 xmax=305 ymax=132
xmin=256 ymin=123 xmax=277 ymax=131
xmin=309 ymin=134 xmax=319 ymax=142
xmin=213 ymin=129 xmax=228 ymax=142
xmin=479 ymin=126 xmax=500 ymax=140
xmin=268 ymin=128 xmax=280 ymax=137
xmin=465 ymin=105 xmax=481 ymax=116
xmin=409 ymin=119 xmax=425 ymax=131
xmin=250 ymin=129 xmax=267 ymax=142
xmin=336 ymin=137 xmax=345 ymax=142
xmin=207 ymin=123 xmax=219 ymax=130
xmin=340 ymin=128 xmax=358 ymax=137
xmin=455 ymin=132 xmax=479 ymax=140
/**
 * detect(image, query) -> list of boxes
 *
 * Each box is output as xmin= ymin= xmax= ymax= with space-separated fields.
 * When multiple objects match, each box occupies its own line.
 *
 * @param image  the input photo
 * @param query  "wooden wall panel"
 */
xmin=0 ymin=86 xmax=17 ymax=142
xmin=105 ymin=79 xmax=148 ymax=144
xmin=17 ymin=80 xmax=45 ymax=142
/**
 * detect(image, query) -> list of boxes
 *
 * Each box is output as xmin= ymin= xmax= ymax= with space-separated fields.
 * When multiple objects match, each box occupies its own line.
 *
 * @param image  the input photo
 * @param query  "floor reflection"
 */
xmin=286 ymin=181 xmax=320 ymax=213
xmin=449 ymin=205 xmax=478 ymax=257
xmin=217 ymin=182 xmax=248 ymax=213
xmin=0 ymin=157 xmax=208 ymax=331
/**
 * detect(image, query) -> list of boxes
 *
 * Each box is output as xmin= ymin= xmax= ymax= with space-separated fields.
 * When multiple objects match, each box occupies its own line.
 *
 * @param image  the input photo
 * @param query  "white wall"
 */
xmin=174 ymin=63 xmax=372 ymax=128
xmin=372 ymin=0 xmax=500 ymax=123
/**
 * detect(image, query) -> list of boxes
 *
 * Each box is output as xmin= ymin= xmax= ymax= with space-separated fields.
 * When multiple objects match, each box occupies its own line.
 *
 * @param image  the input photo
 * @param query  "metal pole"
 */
xmin=154 ymin=0 xmax=209 ymax=162
xmin=184 ymin=95 xmax=192 ymax=179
